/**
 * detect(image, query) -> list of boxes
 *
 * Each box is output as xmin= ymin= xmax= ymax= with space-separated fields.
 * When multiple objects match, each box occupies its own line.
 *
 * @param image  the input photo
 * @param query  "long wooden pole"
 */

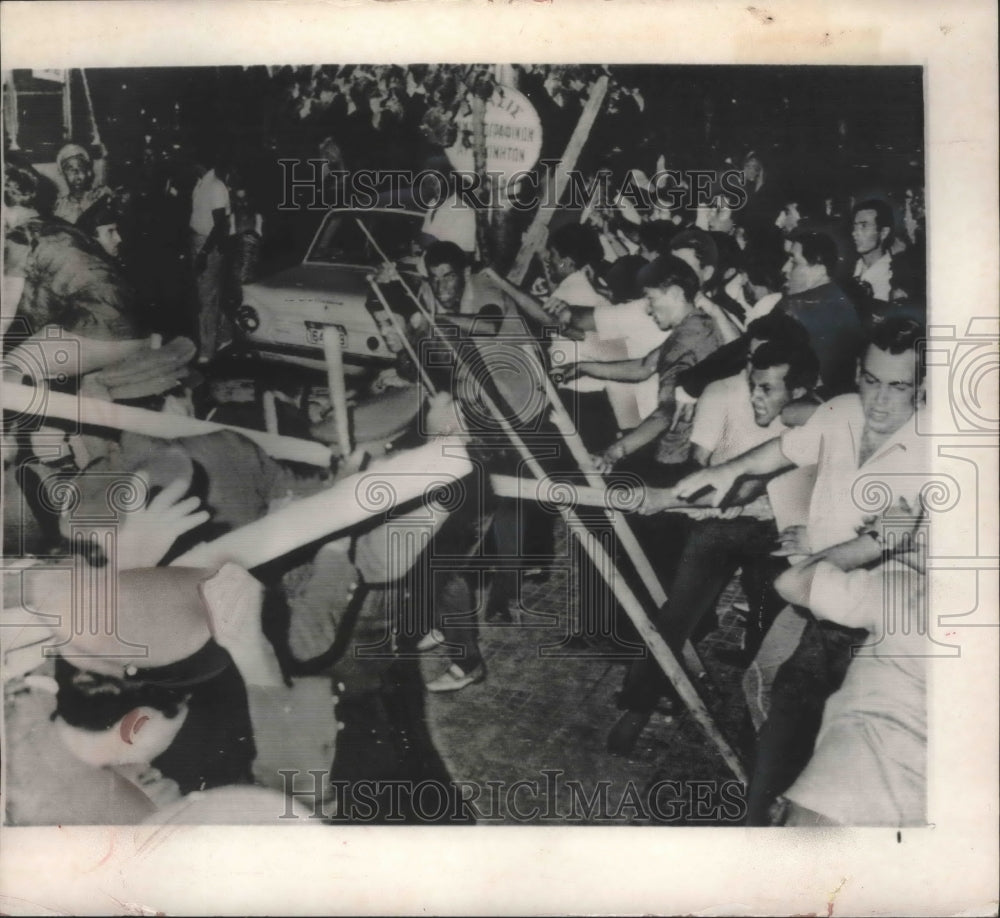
xmin=507 ymin=75 xmax=609 ymax=285
xmin=574 ymin=520 xmax=746 ymax=782
xmin=171 ymin=438 xmax=471 ymax=570
xmin=538 ymin=355 xmax=708 ymax=677
xmin=462 ymin=341 xmax=741 ymax=780
xmin=469 ymin=92 xmax=492 ymax=265
xmin=2 ymin=381 xmax=333 ymax=467
xmin=540 ymin=368 xmax=667 ymax=606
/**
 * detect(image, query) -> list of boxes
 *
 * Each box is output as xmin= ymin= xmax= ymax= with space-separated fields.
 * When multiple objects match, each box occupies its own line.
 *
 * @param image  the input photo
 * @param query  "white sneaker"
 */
xmin=416 ymin=629 xmax=445 ymax=652
xmin=426 ymin=662 xmax=486 ymax=693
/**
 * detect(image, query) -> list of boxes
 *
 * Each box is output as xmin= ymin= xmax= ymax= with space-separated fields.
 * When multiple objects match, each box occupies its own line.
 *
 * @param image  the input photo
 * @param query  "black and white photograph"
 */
xmin=1 ymin=1 xmax=997 ymax=915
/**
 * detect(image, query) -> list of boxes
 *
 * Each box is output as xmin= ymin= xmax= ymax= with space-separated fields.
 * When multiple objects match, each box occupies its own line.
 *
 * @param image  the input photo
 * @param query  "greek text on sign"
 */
xmin=445 ymin=85 xmax=543 ymax=185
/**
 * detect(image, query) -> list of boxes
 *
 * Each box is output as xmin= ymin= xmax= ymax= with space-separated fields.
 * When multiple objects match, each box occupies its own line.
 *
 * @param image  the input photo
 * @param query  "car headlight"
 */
xmin=235 ymin=305 xmax=260 ymax=332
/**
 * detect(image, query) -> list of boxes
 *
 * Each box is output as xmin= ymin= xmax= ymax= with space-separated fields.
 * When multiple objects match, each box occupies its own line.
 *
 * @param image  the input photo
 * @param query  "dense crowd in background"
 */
xmin=2 ymin=64 xmax=930 ymax=827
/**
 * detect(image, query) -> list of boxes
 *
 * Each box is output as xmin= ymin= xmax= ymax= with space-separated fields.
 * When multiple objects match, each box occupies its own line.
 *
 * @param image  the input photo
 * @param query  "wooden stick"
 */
xmin=469 ymin=93 xmax=492 ymax=265
xmin=507 ymin=76 xmax=609 ymax=285
xmin=356 ymin=220 xmax=431 ymax=322
xmin=539 ymin=363 xmax=708 ymax=675
xmin=538 ymin=356 xmax=669 ymax=604
xmin=171 ymin=438 xmax=471 ymax=569
xmin=3 ymin=381 xmax=332 ymax=468
xmin=489 ymin=473 xmax=733 ymax=526
xmin=460 ymin=341 xmax=739 ymax=778
xmin=323 ymin=329 xmax=352 ymax=456
xmin=573 ymin=519 xmax=747 ymax=783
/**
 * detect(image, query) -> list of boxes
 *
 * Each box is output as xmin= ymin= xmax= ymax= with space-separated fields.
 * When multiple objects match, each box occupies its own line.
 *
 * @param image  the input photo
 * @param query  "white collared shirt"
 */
xmin=853 ymin=252 xmax=893 ymax=301
xmin=779 ymin=393 xmax=929 ymax=551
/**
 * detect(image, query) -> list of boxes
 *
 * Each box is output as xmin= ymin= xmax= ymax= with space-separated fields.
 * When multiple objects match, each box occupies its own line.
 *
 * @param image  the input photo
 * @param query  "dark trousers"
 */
xmin=618 ymin=515 xmax=781 ymax=712
xmin=745 ymin=615 xmax=869 ymax=825
xmin=434 ymin=569 xmax=483 ymax=673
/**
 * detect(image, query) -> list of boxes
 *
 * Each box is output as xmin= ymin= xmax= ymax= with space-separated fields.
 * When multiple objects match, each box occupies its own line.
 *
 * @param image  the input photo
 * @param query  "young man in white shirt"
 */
xmin=607 ymin=331 xmax=820 ymax=755
xmin=851 ymin=198 xmax=894 ymax=304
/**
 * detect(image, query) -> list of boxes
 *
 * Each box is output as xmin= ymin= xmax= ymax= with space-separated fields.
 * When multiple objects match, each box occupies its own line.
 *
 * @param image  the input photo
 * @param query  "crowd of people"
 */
xmin=2 ymin=63 xmax=930 ymax=827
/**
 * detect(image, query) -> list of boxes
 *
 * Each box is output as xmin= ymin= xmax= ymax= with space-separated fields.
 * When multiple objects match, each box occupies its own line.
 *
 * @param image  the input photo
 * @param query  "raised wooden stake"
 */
xmin=507 ymin=75 xmax=609 ymax=285
xmin=538 ymin=360 xmax=709 ymax=678
xmin=470 ymin=92 xmax=493 ymax=265
xmin=464 ymin=341 xmax=743 ymax=781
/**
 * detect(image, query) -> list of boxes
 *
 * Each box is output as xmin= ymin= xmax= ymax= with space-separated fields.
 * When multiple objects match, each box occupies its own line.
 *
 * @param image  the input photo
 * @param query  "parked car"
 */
xmin=234 ymin=206 xmax=425 ymax=378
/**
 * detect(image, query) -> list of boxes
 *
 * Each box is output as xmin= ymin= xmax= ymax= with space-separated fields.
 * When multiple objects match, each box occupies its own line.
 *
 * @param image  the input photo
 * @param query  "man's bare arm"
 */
xmin=673 ymin=436 xmax=793 ymax=506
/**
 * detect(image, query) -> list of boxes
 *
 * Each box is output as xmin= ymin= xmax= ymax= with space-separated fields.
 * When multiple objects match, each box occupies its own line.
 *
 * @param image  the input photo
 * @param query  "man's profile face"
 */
xmin=742 ymin=155 xmax=763 ymax=184
xmin=544 ymin=246 xmax=575 ymax=283
xmin=644 ymin=283 xmax=688 ymax=330
xmin=95 ymin=223 xmax=122 ymax=259
xmin=61 ymin=155 xmax=94 ymax=195
xmin=852 ymin=208 xmax=887 ymax=257
xmin=857 ymin=344 xmax=922 ymax=437
xmin=775 ymin=202 xmax=801 ymax=234
xmin=749 ymin=364 xmax=794 ymax=427
xmin=782 ymin=241 xmax=819 ymax=295
xmin=429 ymin=262 xmax=464 ymax=312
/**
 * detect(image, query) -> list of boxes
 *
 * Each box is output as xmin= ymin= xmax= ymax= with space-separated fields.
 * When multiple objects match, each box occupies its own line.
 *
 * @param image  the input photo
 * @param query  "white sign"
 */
xmin=445 ymin=84 xmax=543 ymax=186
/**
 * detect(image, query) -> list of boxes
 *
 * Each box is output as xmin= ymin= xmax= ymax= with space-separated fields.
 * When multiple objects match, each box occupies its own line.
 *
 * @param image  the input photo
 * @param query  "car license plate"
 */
xmin=305 ymin=322 xmax=347 ymax=348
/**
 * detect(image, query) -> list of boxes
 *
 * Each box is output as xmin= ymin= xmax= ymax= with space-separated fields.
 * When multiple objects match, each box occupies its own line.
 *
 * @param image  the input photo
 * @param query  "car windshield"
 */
xmin=306 ymin=209 xmax=424 ymax=266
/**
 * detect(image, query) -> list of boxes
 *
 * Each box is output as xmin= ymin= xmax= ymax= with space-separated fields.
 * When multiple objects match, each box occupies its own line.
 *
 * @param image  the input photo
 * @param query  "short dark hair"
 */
xmin=669 ymin=228 xmax=719 ymax=276
xmin=750 ymin=337 xmax=820 ymax=393
xmin=792 ymin=231 xmax=839 ymax=276
xmin=867 ymin=314 xmax=927 ymax=383
xmin=4 ymin=161 xmax=43 ymax=207
xmin=777 ymin=185 xmax=825 ymax=221
xmin=637 ymin=220 xmax=679 ymax=256
xmin=635 ymin=254 xmax=700 ymax=303
xmin=548 ymin=223 xmax=605 ymax=270
xmin=741 ymin=225 xmax=787 ymax=291
xmin=746 ymin=310 xmax=810 ymax=350
xmin=54 ymin=655 xmax=187 ymax=731
xmin=424 ymin=240 xmax=467 ymax=274
xmin=853 ymin=198 xmax=895 ymax=233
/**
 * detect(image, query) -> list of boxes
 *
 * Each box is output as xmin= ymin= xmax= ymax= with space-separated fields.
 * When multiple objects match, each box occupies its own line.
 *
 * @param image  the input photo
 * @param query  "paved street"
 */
xmin=289 ymin=518 xmax=755 ymax=826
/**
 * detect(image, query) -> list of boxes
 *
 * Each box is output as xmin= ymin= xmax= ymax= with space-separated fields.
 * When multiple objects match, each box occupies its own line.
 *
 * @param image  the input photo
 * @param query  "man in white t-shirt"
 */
xmin=851 ymin=198 xmax=894 ymax=304
xmin=189 ymin=153 xmax=233 ymax=363
xmin=608 ymin=334 xmax=821 ymax=755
